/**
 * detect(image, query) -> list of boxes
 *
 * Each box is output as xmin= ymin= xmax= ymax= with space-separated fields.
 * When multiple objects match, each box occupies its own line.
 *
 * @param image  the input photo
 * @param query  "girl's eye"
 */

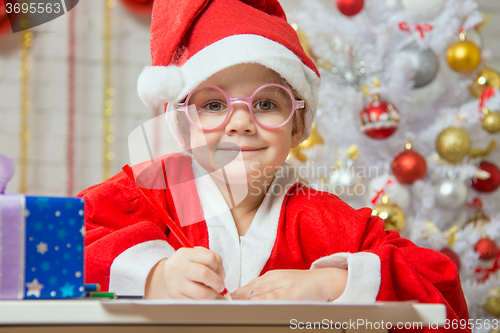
xmin=202 ymin=101 xmax=225 ymax=112
xmin=254 ymin=100 xmax=276 ymax=111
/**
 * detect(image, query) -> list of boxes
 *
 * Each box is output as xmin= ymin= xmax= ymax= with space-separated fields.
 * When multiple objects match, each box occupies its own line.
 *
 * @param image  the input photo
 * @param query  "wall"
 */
xmin=0 ymin=0 xmax=499 ymax=196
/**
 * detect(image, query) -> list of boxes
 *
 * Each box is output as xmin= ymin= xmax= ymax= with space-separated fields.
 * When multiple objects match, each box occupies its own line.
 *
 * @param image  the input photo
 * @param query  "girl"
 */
xmin=79 ymin=0 xmax=470 ymax=329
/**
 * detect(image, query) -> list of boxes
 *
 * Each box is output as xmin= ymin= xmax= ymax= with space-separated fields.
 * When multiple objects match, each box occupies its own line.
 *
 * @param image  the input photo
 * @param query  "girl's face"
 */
xmin=188 ymin=63 xmax=302 ymax=184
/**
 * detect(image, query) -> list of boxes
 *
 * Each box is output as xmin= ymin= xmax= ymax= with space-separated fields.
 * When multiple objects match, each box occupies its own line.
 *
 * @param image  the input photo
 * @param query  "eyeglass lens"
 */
xmin=186 ymin=86 xmax=294 ymax=129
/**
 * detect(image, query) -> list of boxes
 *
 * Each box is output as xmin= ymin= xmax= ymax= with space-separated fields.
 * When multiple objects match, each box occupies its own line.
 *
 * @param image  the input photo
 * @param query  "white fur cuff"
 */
xmin=109 ymin=240 xmax=176 ymax=296
xmin=311 ymin=252 xmax=381 ymax=303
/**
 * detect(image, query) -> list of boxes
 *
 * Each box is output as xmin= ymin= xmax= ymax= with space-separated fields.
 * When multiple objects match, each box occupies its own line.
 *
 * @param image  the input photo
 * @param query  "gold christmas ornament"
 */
xmin=435 ymin=127 xmax=471 ymax=163
xmin=484 ymin=287 xmax=500 ymax=317
xmin=482 ymin=108 xmax=500 ymax=134
xmin=446 ymin=32 xmax=481 ymax=74
xmin=372 ymin=195 xmax=406 ymax=232
xmin=288 ymin=123 xmax=324 ymax=162
xmin=469 ymin=67 xmax=500 ymax=99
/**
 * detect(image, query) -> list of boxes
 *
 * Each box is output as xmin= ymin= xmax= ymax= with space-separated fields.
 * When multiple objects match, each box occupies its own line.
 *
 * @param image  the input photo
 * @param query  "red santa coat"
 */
xmin=78 ymin=153 xmax=469 ymax=332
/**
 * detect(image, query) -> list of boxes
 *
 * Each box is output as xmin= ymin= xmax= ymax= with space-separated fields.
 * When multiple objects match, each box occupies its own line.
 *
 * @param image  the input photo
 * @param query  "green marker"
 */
xmin=90 ymin=292 xmax=115 ymax=299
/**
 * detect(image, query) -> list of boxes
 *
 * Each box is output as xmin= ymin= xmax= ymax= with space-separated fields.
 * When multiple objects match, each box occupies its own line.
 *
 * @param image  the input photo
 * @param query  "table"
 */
xmin=0 ymin=300 xmax=446 ymax=332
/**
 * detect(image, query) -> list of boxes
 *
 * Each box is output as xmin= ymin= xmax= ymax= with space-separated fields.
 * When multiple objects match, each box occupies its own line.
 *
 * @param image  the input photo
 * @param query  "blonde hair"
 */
xmin=280 ymin=79 xmax=311 ymax=188
xmin=281 ymin=80 xmax=307 ymax=144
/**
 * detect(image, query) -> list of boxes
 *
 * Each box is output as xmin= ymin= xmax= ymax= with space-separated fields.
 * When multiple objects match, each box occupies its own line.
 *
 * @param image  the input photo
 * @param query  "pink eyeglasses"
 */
xmin=176 ymin=83 xmax=305 ymax=130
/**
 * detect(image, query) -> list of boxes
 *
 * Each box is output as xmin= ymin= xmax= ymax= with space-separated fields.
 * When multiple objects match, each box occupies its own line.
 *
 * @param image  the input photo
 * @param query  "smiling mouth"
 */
xmin=218 ymin=147 xmax=266 ymax=152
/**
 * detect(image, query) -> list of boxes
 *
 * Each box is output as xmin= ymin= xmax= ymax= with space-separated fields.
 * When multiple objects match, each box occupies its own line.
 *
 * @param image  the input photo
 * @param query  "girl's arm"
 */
xmin=241 ymin=188 xmax=469 ymax=332
xmin=80 ymin=170 xmax=176 ymax=294
xmin=80 ymin=158 xmax=225 ymax=298
xmin=301 ymin=191 xmax=469 ymax=332
xmin=355 ymin=213 xmax=470 ymax=332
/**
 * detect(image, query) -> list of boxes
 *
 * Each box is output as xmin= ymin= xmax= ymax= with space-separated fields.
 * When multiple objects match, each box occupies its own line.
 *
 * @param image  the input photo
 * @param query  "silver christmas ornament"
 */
xmin=324 ymin=160 xmax=365 ymax=199
xmin=403 ymin=44 xmax=440 ymax=88
xmin=435 ymin=179 xmax=468 ymax=209
xmin=401 ymin=0 xmax=446 ymax=22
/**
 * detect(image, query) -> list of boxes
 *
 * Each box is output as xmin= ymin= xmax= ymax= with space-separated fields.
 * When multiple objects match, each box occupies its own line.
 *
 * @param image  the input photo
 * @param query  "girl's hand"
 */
xmin=230 ymin=268 xmax=347 ymax=301
xmin=144 ymin=246 xmax=226 ymax=299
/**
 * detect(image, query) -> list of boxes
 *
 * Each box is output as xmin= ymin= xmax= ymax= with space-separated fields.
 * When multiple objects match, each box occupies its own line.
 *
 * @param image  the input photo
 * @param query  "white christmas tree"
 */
xmin=288 ymin=0 xmax=500 ymax=327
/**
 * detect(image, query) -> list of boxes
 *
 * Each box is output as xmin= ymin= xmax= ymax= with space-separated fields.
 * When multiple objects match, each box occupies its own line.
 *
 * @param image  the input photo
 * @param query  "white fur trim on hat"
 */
xmin=137 ymin=65 xmax=184 ymax=107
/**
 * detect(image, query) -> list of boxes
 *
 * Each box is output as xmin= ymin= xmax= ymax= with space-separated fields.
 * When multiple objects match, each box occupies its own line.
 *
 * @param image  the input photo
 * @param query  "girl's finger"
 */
xmin=173 ymin=292 xmax=195 ymax=300
xmin=184 ymin=262 xmax=226 ymax=294
xmin=233 ymin=276 xmax=283 ymax=299
xmin=191 ymin=247 xmax=225 ymax=279
xmin=249 ymin=288 xmax=288 ymax=301
xmin=231 ymin=280 xmax=258 ymax=298
xmin=181 ymin=280 xmax=221 ymax=300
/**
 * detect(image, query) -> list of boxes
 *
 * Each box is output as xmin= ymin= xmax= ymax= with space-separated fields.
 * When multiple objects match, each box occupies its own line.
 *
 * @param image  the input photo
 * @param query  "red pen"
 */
xmin=122 ymin=162 xmax=232 ymax=301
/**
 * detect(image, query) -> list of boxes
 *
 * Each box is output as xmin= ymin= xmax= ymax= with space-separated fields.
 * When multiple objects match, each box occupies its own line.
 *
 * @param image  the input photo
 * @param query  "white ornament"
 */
xmin=366 ymin=175 xmax=411 ymax=212
xmin=401 ymin=0 xmax=446 ymax=22
xmin=385 ymin=0 xmax=398 ymax=10
xmin=435 ymin=179 xmax=468 ymax=209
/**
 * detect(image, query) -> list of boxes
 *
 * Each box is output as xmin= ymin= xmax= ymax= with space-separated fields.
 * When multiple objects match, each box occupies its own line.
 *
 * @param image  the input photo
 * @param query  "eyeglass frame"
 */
xmin=175 ymin=83 xmax=305 ymax=130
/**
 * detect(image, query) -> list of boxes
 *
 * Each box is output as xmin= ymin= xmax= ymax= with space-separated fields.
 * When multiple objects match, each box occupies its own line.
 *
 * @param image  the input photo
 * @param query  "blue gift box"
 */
xmin=23 ymin=196 xmax=85 ymax=299
xmin=0 ymin=154 xmax=85 ymax=299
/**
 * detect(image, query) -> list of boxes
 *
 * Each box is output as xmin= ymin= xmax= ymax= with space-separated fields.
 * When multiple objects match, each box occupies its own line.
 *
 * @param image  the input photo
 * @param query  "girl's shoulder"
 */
xmin=76 ymin=153 xmax=193 ymax=219
xmin=78 ymin=152 xmax=191 ymax=196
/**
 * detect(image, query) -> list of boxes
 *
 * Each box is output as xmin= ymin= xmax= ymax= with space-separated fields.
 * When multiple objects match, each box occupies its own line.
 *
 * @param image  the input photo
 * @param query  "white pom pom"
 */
xmin=137 ymin=66 xmax=184 ymax=107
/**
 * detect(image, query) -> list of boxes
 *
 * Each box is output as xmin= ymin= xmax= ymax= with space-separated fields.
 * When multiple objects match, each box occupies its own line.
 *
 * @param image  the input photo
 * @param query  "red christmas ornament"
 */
xmin=392 ymin=147 xmax=427 ymax=184
xmin=360 ymin=96 xmax=400 ymax=140
xmin=119 ymin=0 xmax=154 ymax=15
xmin=471 ymin=161 xmax=500 ymax=193
xmin=336 ymin=0 xmax=364 ymax=17
xmin=475 ymin=238 xmax=498 ymax=260
xmin=440 ymin=248 xmax=461 ymax=271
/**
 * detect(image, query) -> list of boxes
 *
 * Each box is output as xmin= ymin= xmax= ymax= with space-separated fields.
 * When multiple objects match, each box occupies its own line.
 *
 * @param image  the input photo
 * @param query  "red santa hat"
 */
xmin=137 ymin=0 xmax=320 ymax=150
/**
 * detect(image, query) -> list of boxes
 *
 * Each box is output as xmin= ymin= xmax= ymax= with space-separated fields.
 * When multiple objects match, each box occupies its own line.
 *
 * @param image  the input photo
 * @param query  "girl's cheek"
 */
xmin=276 ymin=131 xmax=294 ymax=151
xmin=190 ymin=128 xmax=213 ymax=148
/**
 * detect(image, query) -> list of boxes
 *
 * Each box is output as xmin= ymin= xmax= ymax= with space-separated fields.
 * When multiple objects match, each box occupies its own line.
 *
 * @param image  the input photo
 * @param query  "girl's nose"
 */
xmin=224 ymin=102 xmax=257 ymax=135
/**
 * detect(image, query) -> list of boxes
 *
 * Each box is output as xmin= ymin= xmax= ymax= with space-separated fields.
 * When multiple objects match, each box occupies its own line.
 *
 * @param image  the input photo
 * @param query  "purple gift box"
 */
xmin=0 ymin=154 xmax=85 ymax=299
